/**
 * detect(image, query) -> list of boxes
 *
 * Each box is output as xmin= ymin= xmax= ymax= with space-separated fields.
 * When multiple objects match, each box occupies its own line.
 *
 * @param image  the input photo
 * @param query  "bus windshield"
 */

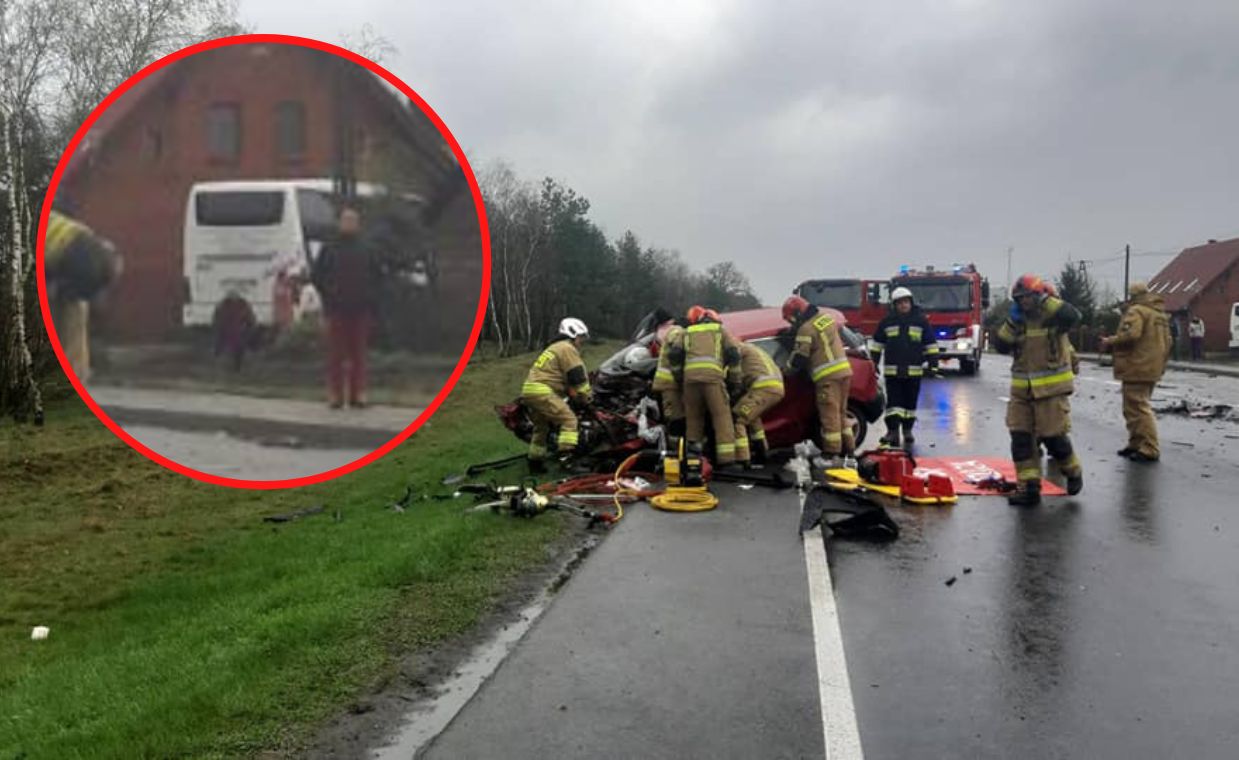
xmin=195 ymin=191 xmax=286 ymax=227
xmin=799 ymin=280 xmax=862 ymax=309
xmin=893 ymin=278 xmax=973 ymax=311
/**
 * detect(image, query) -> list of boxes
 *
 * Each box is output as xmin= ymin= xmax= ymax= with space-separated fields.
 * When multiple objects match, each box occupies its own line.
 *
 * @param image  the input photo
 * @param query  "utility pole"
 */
xmin=1123 ymin=244 xmax=1130 ymax=297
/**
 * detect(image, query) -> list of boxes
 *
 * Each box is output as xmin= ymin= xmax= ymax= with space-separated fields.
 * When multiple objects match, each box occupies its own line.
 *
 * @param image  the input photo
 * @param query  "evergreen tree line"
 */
xmin=479 ymin=160 xmax=762 ymax=354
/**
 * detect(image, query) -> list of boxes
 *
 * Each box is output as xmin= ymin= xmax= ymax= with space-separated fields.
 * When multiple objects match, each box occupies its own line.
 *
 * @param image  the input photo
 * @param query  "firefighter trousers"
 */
xmin=1006 ymin=393 xmax=1081 ymax=484
xmin=1121 ymin=381 xmax=1159 ymax=458
xmin=732 ymin=388 xmax=782 ymax=463
xmin=522 ymin=395 xmax=579 ymax=461
xmin=884 ymin=376 xmax=922 ymax=431
xmin=815 ymin=376 xmax=854 ymax=456
xmin=684 ymin=380 xmax=737 ymax=464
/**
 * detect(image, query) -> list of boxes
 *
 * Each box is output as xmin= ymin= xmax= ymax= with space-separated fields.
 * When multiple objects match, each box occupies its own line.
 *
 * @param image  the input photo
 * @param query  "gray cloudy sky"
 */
xmin=241 ymin=0 xmax=1239 ymax=303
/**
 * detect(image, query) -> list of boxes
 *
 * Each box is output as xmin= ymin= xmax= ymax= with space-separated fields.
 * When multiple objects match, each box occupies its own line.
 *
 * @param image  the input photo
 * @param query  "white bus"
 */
xmin=182 ymin=179 xmax=408 ymax=327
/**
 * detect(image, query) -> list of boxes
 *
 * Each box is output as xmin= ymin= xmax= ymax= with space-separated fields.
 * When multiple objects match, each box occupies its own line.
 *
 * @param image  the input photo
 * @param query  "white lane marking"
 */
xmin=800 ymin=489 xmax=865 ymax=760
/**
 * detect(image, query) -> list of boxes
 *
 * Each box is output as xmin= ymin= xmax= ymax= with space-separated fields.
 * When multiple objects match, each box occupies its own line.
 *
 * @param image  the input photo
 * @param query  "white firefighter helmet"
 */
xmin=559 ymin=317 xmax=589 ymax=339
xmin=891 ymin=286 xmax=914 ymax=304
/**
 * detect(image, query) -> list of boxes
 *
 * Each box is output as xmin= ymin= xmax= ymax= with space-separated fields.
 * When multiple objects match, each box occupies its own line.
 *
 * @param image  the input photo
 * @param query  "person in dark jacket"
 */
xmin=310 ymin=206 xmax=382 ymax=408
xmin=869 ymin=287 xmax=939 ymax=449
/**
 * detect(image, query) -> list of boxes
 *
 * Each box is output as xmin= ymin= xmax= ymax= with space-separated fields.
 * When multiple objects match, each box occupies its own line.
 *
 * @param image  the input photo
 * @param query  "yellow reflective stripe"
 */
xmin=997 ymin=322 xmax=1016 ymax=342
xmin=1016 ymin=467 xmax=1041 ymax=480
xmin=46 ymin=212 xmax=84 ymax=254
xmin=686 ymin=323 xmax=721 ymax=334
xmin=686 ymin=360 xmax=724 ymax=373
xmin=734 ymin=438 xmax=750 ymax=451
xmin=531 ymin=349 xmax=555 ymax=370
xmin=574 ymin=381 xmax=592 ymax=395
xmin=907 ymin=367 xmax=924 ymax=376
xmin=812 ymin=314 xmax=834 ymax=330
xmin=751 ymin=428 xmax=767 ymax=442
xmin=823 ymin=432 xmax=843 ymax=442
xmin=654 ymin=368 xmax=674 ymax=382
xmin=715 ymin=442 xmax=736 ymax=454
xmin=884 ymin=325 xmax=900 ymax=336
xmin=558 ymin=430 xmax=579 ymax=445
xmin=925 ymin=346 xmax=940 ymax=354
xmin=907 ymin=326 xmax=923 ymax=339
xmin=811 ymin=357 xmax=850 ymax=382
xmin=752 ymin=377 xmax=783 ymax=390
xmin=521 ymin=382 xmax=554 ymax=396
xmin=794 ymin=335 xmax=812 ymax=345
xmin=1025 ymin=328 xmax=1049 ymax=337
xmin=1029 ymin=370 xmax=1073 ymax=387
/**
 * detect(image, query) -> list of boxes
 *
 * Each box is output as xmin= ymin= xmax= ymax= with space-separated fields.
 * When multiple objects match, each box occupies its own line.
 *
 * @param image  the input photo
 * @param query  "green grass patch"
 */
xmin=0 ymin=341 xmax=619 ymax=758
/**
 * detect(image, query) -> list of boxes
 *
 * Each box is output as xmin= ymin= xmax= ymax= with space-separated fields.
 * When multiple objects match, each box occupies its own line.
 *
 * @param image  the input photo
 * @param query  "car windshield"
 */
xmin=893 ymin=278 xmax=973 ymax=311
xmin=799 ymin=281 xmax=862 ymax=309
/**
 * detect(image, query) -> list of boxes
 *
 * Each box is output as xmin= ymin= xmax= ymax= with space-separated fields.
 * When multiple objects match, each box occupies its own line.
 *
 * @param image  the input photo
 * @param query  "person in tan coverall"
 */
xmin=782 ymin=295 xmax=854 ymax=464
xmin=667 ymin=305 xmax=742 ymax=465
xmin=992 ymin=274 xmax=1084 ymax=506
xmin=520 ymin=317 xmax=593 ymax=471
xmin=729 ymin=341 xmax=785 ymax=466
xmin=1102 ymin=282 xmax=1171 ymax=463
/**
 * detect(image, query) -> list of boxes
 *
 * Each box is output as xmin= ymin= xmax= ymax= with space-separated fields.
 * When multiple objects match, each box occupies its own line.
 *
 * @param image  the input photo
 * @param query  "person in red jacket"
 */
xmin=310 ymin=206 xmax=382 ymax=408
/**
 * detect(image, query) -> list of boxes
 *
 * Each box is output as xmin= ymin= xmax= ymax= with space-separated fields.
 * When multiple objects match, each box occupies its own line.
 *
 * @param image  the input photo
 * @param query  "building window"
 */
xmin=140 ymin=126 xmax=162 ymax=163
xmin=275 ymin=101 xmax=306 ymax=160
xmin=206 ymin=103 xmax=241 ymax=161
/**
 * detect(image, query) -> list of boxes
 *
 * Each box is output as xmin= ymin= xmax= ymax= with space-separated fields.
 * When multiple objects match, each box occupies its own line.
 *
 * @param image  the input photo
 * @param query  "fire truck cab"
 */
xmin=879 ymin=263 xmax=991 ymax=375
xmin=794 ymin=278 xmax=888 ymax=337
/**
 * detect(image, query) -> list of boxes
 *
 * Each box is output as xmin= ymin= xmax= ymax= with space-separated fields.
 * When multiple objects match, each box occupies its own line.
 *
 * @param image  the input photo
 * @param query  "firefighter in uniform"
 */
xmin=44 ymin=210 xmax=122 ymax=383
xmin=668 ymin=305 xmax=741 ymax=465
xmin=992 ymin=274 xmax=1084 ymax=506
xmin=730 ymin=340 xmax=785 ymax=466
xmin=870 ymin=286 xmax=939 ymax=449
xmin=520 ymin=317 xmax=593 ymax=472
xmin=782 ymin=296 xmax=855 ymax=464
xmin=651 ymin=319 xmax=688 ymax=440
xmin=1102 ymin=282 xmax=1171 ymax=462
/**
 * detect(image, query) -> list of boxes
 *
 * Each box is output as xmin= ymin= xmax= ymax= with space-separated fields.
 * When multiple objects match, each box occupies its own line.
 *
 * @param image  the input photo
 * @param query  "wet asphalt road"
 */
xmin=831 ymin=360 xmax=1239 ymax=759
xmin=403 ymin=359 xmax=1239 ymax=759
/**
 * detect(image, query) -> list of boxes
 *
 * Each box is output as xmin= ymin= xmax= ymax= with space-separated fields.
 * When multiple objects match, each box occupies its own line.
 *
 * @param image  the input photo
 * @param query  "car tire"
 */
xmin=847 ymin=404 xmax=867 ymax=447
xmin=960 ymin=356 xmax=978 ymax=376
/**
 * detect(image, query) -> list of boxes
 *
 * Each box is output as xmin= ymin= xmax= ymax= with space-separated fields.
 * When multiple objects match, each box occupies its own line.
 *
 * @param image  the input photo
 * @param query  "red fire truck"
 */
xmin=793 ymin=278 xmax=888 ymax=337
xmin=885 ymin=263 xmax=992 ymax=375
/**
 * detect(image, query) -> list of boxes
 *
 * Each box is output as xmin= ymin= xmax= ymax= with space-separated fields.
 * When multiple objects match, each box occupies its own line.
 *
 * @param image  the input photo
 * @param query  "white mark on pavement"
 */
xmin=800 ymin=490 xmax=865 ymax=760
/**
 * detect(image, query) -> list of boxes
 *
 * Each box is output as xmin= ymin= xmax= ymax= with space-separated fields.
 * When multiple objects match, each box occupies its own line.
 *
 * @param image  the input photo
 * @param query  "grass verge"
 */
xmin=0 ymin=341 xmax=617 ymax=758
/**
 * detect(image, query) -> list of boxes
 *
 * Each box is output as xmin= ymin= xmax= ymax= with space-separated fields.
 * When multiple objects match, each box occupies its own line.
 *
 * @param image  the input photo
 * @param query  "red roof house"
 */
xmin=1148 ymin=238 xmax=1239 ymax=352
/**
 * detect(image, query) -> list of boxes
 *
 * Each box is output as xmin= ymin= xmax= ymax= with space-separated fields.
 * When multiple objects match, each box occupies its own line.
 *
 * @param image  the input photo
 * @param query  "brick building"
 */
xmin=57 ymin=42 xmax=481 ymax=350
xmin=1148 ymin=238 xmax=1239 ymax=353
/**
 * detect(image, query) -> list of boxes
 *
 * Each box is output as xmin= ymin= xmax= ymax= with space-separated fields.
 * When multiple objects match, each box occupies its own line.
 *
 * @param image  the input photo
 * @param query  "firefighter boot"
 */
xmin=879 ymin=419 xmax=901 ymax=449
xmin=901 ymin=420 xmax=916 ymax=448
xmin=751 ymin=438 xmax=769 ymax=466
xmin=1007 ymin=479 xmax=1042 ymax=507
xmin=1067 ymin=471 xmax=1084 ymax=496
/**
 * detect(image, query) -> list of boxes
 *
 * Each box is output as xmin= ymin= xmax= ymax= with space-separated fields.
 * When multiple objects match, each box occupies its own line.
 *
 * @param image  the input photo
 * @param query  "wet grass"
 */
xmin=0 ymin=341 xmax=618 ymax=758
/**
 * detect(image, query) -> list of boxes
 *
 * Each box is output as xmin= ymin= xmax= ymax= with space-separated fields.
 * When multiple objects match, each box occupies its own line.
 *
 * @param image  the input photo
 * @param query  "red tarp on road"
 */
xmin=912 ymin=457 xmax=1068 ymax=496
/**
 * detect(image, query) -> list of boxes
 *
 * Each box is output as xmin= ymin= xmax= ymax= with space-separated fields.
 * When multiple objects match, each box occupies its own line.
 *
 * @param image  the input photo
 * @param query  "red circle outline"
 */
xmin=37 ymin=34 xmax=491 ymax=490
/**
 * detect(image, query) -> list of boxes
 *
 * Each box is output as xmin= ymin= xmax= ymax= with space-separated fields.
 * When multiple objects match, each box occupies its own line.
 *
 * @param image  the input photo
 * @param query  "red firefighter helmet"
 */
xmin=686 ymin=305 xmax=707 ymax=323
xmin=782 ymin=295 xmax=810 ymax=323
xmin=1011 ymin=273 xmax=1048 ymax=301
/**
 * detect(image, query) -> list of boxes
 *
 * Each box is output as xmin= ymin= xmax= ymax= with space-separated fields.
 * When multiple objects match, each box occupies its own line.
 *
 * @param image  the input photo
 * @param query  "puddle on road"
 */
xmin=372 ymin=594 xmax=552 ymax=760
